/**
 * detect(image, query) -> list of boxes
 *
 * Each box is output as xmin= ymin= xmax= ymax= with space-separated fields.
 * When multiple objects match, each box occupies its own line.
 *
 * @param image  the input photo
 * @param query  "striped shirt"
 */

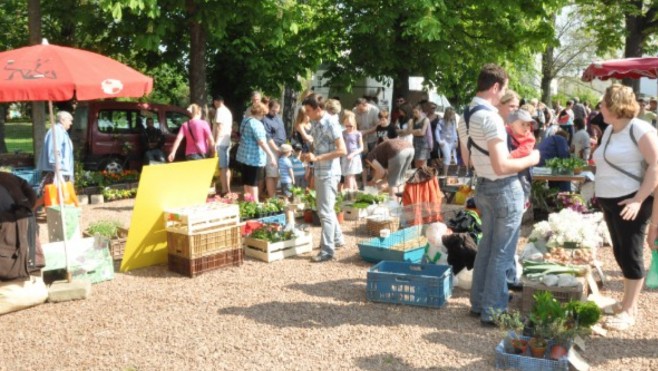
xmin=457 ymin=97 xmax=507 ymax=180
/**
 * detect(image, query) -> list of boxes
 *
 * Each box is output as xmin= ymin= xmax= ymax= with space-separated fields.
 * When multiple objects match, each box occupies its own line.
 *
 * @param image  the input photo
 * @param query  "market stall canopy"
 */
xmin=581 ymin=57 xmax=658 ymax=82
xmin=0 ymin=40 xmax=153 ymax=102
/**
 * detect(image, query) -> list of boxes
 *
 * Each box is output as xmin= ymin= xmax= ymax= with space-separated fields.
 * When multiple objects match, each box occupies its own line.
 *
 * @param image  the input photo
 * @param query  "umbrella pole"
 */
xmin=48 ymin=101 xmax=72 ymax=282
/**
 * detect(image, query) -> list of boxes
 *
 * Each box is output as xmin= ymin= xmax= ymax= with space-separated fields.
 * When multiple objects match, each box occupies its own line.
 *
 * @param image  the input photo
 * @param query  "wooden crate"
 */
xmin=244 ymin=234 xmax=313 ymax=263
xmin=82 ymin=227 xmax=128 ymax=261
xmin=521 ymin=276 xmax=589 ymax=313
xmin=167 ymin=224 xmax=242 ymax=259
xmin=344 ymin=205 xmax=369 ymax=221
xmin=164 ymin=202 xmax=239 ymax=234
xmin=168 ymin=248 xmax=243 ymax=278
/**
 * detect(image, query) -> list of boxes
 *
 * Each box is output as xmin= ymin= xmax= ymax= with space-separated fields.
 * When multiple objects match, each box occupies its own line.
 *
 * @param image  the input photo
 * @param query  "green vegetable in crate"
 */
xmin=249 ymin=224 xmax=295 ymax=243
xmin=522 ymin=260 xmax=586 ymax=279
xmin=86 ymin=220 xmax=123 ymax=238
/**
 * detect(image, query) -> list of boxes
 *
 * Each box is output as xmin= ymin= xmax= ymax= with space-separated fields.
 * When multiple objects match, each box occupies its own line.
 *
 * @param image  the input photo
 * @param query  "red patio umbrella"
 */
xmin=581 ymin=57 xmax=658 ymax=82
xmin=0 ymin=41 xmax=153 ymax=101
xmin=0 ymin=40 xmax=153 ymax=281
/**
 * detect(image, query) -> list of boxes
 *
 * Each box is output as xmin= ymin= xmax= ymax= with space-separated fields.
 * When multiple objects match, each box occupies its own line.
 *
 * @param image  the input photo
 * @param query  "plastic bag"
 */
xmin=454 ymin=268 xmax=472 ymax=290
xmin=646 ymin=250 xmax=658 ymax=289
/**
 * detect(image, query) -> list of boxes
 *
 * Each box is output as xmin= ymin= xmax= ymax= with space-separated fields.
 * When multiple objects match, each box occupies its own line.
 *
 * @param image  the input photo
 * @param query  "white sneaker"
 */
xmin=604 ymin=312 xmax=635 ymax=331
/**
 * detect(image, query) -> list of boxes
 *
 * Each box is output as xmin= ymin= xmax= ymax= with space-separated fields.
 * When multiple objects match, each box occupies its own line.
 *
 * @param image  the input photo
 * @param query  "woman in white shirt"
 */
xmin=592 ymin=84 xmax=658 ymax=331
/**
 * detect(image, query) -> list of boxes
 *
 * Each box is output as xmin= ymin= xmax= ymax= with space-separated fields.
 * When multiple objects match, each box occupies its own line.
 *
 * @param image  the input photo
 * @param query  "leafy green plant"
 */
xmin=102 ymin=187 xmax=137 ymax=201
xmin=529 ymin=291 xmax=565 ymax=347
xmin=249 ymin=224 xmax=295 ymax=242
xmin=303 ymin=190 xmax=317 ymax=211
xmin=239 ymin=201 xmax=259 ymax=220
xmin=334 ymin=192 xmax=344 ymax=213
xmin=493 ymin=310 xmax=525 ymax=338
xmin=545 ymin=157 xmax=587 ymax=174
xmin=86 ymin=220 xmax=123 ymax=238
xmin=353 ymin=192 xmax=386 ymax=209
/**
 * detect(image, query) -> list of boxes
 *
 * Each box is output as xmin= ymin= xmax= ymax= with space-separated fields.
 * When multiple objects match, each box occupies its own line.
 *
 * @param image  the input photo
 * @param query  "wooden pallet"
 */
xmin=243 ymin=234 xmax=313 ymax=263
xmin=164 ymin=203 xmax=240 ymax=234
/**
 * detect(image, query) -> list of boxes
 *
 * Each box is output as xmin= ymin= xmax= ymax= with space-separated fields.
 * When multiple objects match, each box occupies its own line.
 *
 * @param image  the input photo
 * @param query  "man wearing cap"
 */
xmin=37 ymin=111 xmax=75 ymax=192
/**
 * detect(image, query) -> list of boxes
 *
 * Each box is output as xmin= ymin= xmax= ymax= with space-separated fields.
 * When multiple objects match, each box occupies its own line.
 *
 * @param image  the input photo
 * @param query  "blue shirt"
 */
xmin=291 ymin=156 xmax=305 ymax=177
xmin=37 ymin=123 xmax=74 ymax=177
xmin=278 ymin=156 xmax=293 ymax=184
xmin=236 ymin=117 xmax=267 ymax=167
xmin=262 ymin=114 xmax=287 ymax=147
xmin=310 ymin=112 xmax=342 ymax=178
xmin=537 ymin=135 xmax=570 ymax=166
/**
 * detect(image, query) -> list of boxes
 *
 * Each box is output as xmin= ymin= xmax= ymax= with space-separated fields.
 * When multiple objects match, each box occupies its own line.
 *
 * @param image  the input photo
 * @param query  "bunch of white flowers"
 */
xmin=528 ymin=209 xmax=610 ymax=251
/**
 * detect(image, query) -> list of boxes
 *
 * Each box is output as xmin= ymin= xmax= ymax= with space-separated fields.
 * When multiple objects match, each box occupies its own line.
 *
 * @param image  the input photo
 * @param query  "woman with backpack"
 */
xmin=593 ymin=84 xmax=658 ymax=331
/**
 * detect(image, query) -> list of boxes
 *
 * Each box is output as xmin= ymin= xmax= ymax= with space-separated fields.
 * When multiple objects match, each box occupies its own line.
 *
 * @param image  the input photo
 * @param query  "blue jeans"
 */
xmin=470 ymin=176 xmax=524 ymax=321
xmin=315 ymin=174 xmax=344 ymax=256
xmin=217 ymin=145 xmax=230 ymax=168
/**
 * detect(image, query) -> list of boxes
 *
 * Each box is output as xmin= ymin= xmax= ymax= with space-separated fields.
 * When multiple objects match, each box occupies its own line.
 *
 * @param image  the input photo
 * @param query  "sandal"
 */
xmin=604 ymin=312 xmax=635 ymax=331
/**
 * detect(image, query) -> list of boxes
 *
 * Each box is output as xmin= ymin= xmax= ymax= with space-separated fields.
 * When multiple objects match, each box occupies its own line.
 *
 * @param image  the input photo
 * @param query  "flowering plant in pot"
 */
xmin=547 ymin=300 xmax=602 ymax=360
xmin=493 ymin=310 xmax=527 ymax=354
xmin=529 ymin=291 xmax=564 ymax=358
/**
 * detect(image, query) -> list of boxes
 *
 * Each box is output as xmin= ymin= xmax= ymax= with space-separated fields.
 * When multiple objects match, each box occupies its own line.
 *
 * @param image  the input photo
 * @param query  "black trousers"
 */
xmin=598 ymin=192 xmax=653 ymax=279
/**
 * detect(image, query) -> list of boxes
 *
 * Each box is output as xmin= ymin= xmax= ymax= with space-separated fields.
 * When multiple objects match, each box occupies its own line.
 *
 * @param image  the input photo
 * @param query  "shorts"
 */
xmin=265 ymin=152 xmax=279 ymax=177
xmin=217 ymin=145 xmax=230 ymax=168
xmin=241 ymin=163 xmax=263 ymax=186
xmin=388 ymin=147 xmax=414 ymax=187
xmin=281 ymin=182 xmax=293 ymax=197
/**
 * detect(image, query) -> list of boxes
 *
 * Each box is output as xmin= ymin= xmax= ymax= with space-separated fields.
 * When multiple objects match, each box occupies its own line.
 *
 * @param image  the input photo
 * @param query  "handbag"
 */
xmin=0 ymin=210 xmax=38 ymax=281
xmin=647 ymin=250 xmax=658 ymax=289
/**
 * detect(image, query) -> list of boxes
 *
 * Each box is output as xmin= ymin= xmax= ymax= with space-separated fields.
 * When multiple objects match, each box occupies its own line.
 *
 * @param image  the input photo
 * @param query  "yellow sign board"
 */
xmin=119 ymin=158 xmax=217 ymax=272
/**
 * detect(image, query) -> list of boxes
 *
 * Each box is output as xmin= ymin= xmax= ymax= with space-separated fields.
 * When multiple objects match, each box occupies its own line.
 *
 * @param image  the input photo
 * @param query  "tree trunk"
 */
xmin=282 ymin=85 xmax=296 ymax=136
xmin=541 ymin=45 xmax=554 ymax=105
xmin=187 ymin=0 xmax=206 ymax=106
xmin=541 ymin=13 xmax=557 ymax=105
xmin=393 ymin=70 xmax=410 ymax=102
xmin=28 ymin=0 xmax=46 ymax=163
xmin=623 ymin=8 xmax=644 ymax=93
xmin=0 ymin=105 xmax=8 ymax=154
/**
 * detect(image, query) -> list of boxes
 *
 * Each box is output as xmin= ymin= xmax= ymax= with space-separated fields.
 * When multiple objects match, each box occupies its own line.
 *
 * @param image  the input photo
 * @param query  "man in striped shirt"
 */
xmin=457 ymin=64 xmax=540 ymax=326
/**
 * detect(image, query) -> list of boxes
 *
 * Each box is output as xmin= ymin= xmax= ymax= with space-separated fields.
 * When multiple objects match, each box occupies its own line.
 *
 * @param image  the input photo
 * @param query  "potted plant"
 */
xmin=302 ymin=189 xmax=319 ymax=225
xmin=545 ymin=157 xmax=587 ymax=176
xmin=291 ymin=186 xmax=306 ymax=206
xmin=528 ymin=291 xmax=564 ymax=358
xmin=84 ymin=219 xmax=128 ymax=260
xmin=547 ymin=300 xmax=602 ymax=360
xmin=493 ymin=310 xmax=527 ymax=355
xmin=530 ymin=182 xmax=559 ymax=221
xmin=335 ymin=192 xmax=345 ymax=223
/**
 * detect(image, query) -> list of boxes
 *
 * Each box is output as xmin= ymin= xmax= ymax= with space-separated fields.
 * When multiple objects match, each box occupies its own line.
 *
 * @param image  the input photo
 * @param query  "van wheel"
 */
xmin=99 ymin=157 xmax=124 ymax=174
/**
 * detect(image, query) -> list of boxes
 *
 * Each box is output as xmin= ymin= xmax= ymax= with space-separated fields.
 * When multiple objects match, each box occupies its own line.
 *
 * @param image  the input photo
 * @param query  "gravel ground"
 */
xmin=2 ymin=199 xmax=658 ymax=370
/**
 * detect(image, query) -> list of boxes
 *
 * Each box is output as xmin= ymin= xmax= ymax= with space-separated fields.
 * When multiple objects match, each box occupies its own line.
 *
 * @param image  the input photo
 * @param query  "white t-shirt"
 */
xmin=457 ymin=97 xmax=507 ymax=180
xmin=572 ymin=128 xmax=590 ymax=159
xmin=593 ymin=118 xmax=656 ymax=198
xmin=354 ymin=103 xmax=380 ymax=144
xmin=215 ymin=105 xmax=233 ymax=147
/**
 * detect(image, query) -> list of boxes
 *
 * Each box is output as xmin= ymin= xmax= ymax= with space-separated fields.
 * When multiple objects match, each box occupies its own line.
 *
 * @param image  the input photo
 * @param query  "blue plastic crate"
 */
xmin=358 ymin=226 xmax=427 ymax=263
xmin=12 ymin=168 xmax=40 ymax=186
xmin=494 ymin=336 xmax=569 ymax=370
xmin=366 ymin=261 xmax=452 ymax=308
xmin=256 ymin=213 xmax=286 ymax=225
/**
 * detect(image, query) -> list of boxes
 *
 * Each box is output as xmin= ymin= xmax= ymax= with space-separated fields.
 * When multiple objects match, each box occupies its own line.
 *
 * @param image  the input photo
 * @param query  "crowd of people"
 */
xmin=23 ymin=63 xmax=658 ymax=329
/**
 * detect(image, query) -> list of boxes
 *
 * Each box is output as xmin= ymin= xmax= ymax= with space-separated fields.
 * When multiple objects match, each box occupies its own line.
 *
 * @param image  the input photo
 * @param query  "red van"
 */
xmin=71 ymin=101 xmax=190 ymax=172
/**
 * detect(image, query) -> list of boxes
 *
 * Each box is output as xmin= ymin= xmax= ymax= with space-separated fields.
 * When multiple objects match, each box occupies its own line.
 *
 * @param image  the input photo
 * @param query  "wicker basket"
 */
xmin=366 ymin=216 xmax=400 ymax=237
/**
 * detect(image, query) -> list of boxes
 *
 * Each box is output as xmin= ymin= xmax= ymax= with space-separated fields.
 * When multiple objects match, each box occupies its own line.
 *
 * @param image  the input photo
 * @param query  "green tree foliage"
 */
xmin=324 ymin=0 xmax=564 ymax=106
xmin=577 ymin=0 xmax=658 ymax=91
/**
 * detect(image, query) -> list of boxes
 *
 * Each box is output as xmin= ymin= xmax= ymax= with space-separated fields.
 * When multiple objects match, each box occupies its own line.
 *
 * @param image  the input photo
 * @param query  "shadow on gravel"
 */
xmin=218 ymin=299 xmax=471 ymax=329
xmin=353 ymin=351 xmax=491 ymax=371
xmin=94 ymin=206 xmax=134 ymax=211
xmin=286 ymin=278 xmax=366 ymax=302
xmin=585 ymin=336 xmax=658 ymax=368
